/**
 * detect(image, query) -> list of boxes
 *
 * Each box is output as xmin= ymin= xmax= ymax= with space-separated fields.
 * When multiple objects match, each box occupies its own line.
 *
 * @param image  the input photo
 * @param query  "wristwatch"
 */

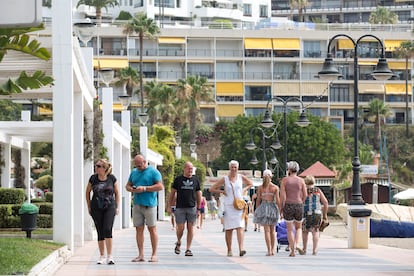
xmin=143 ymin=186 xmax=147 ymax=192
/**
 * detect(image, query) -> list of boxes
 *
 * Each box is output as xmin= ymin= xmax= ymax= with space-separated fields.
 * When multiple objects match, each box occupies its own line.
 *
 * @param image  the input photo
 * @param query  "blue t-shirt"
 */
xmin=128 ymin=166 xmax=162 ymax=207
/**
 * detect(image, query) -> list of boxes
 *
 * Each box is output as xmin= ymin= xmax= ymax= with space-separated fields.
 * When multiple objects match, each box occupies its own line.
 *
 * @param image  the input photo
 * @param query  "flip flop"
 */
xmin=185 ymin=249 xmax=193 ymax=256
xmin=174 ymin=242 xmax=181 ymax=254
xmin=148 ymin=256 xmax=158 ymax=262
xmin=131 ymin=257 xmax=145 ymax=262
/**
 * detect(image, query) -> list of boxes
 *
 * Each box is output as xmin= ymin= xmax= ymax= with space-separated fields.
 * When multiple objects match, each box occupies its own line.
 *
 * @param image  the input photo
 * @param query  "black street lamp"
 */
xmin=318 ymin=34 xmax=393 ymax=205
xmin=260 ymin=96 xmax=310 ymax=174
xmin=245 ymin=127 xmax=281 ymax=177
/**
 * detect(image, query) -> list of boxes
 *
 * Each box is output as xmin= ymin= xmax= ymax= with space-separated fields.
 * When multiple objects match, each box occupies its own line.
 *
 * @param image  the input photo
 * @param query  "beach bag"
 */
xmin=233 ymin=198 xmax=246 ymax=210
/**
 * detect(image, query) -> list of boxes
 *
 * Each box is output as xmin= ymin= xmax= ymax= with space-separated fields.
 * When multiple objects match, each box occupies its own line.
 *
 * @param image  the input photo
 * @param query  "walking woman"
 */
xmin=253 ymin=169 xmax=280 ymax=256
xmin=280 ymin=161 xmax=307 ymax=257
xmin=86 ymin=159 xmax=120 ymax=265
xmin=209 ymin=160 xmax=253 ymax=257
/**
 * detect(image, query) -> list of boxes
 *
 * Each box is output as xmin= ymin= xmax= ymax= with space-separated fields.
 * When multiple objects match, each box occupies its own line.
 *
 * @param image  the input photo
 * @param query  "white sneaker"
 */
xmin=97 ymin=256 xmax=106 ymax=264
xmin=107 ymin=257 xmax=115 ymax=265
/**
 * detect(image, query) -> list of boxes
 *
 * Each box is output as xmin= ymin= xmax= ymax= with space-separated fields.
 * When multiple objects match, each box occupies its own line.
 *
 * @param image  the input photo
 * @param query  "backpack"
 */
xmin=304 ymin=187 xmax=321 ymax=215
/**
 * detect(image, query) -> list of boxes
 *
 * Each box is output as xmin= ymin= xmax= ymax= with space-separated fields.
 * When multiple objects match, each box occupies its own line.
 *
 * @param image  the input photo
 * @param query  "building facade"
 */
xmin=86 ymin=22 xmax=413 ymax=126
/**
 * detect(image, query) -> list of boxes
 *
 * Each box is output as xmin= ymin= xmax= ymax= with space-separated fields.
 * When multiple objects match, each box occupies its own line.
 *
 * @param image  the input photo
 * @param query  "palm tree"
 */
xmin=395 ymin=41 xmax=414 ymax=137
xmin=145 ymin=80 xmax=177 ymax=126
xmin=0 ymin=26 xmax=53 ymax=94
xmin=369 ymin=6 xmax=398 ymax=24
xmin=123 ymin=13 xmax=160 ymax=114
xmin=367 ymin=98 xmax=391 ymax=149
xmin=176 ymin=75 xmax=214 ymax=144
xmin=116 ymin=66 xmax=140 ymax=97
xmin=76 ymin=0 xmax=119 ymax=26
xmin=289 ymin=0 xmax=310 ymax=22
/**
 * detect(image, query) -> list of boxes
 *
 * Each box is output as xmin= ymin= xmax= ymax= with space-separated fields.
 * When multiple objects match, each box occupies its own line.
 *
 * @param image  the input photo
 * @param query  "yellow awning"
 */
xmin=216 ymin=82 xmax=243 ymax=96
xmin=94 ymin=59 xmax=129 ymax=69
xmin=272 ymin=38 xmax=300 ymax=50
xmin=385 ymin=83 xmax=412 ymax=95
xmin=272 ymin=83 xmax=300 ymax=96
xmin=388 ymin=61 xmax=411 ymax=70
xmin=158 ymin=37 xmax=186 ymax=44
xmin=358 ymin=61 xmax=377 ymax=66
xmin=216 ymin=104 xmax=244 ymax=117
xmin=300 ymin=83 xmax=329 ymax=96
xmin=244 ymin=38 xmax=272 ymax=49
xmin=338 ymin=39 xmax=354 ymax=50
xmin=39 ymin=106 xmax=52 ymax=115
xmin=358 ymin=83 xmax=385 ymax=94
xmin=384 ymin=40 xmax=406 ymax=51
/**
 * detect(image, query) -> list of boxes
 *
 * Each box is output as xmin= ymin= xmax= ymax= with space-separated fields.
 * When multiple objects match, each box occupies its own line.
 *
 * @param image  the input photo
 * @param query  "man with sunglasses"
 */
xmin=126 ymin=154 xmax=164 ymax=263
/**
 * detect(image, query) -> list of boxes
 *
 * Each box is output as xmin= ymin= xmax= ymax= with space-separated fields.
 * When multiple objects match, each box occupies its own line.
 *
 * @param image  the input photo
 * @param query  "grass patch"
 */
xmin=0 ymin=237 xmax=63 ymax=275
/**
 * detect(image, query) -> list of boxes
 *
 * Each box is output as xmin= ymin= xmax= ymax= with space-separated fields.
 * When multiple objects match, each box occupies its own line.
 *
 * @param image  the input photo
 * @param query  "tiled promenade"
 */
xmin=53 ymin=216 xmax=414 ymax=276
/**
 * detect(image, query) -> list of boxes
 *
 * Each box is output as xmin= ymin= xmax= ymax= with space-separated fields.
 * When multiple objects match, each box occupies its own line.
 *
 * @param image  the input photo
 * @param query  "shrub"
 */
xmin=37 ymin=203 xmax=53 ymax=215
xmin=0 ymin=188 xmax=25 ymax=204
xmin=37 ymin=214 xmax=52 ymax=228
xmin=45 ymin=192 xmax=53 ymax=203
xmin=35 ymin=175 xmax=53 ymax=191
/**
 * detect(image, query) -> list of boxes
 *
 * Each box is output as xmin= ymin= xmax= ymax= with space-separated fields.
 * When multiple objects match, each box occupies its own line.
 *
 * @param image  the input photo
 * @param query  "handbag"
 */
xmin=230 ymin=181 xmax=246 ymax=210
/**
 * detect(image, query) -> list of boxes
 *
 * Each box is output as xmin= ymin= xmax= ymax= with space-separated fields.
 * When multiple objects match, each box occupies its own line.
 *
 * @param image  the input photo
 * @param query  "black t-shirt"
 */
xmin=172 ymin=175 xmax=201 ymax=208
xmin=89 ymin=174 xmax=117 ymax=210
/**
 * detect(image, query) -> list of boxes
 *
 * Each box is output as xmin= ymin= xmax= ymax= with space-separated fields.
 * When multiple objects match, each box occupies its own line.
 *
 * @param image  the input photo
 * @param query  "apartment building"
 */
xmin=87 ymin=22 xmax=413 ymax=126
xmin=271 ymin=0 xmax=414 ymax=23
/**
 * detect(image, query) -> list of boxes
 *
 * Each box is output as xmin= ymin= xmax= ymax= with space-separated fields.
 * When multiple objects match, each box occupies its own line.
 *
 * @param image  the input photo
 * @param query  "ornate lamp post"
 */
xmin=245 ymin=127 xmax=281 ymax=177
xmin=260 ymin=97 xmax=310 ymax=174
xmin=318 ymin=34 xmax=393 ymax=206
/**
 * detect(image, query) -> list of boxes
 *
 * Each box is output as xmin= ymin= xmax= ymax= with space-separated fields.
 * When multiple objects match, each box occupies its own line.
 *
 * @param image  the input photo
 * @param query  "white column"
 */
xmin=175 ymin=145 xmax=182 ymax=159
xmin=52 ymin=0 xmax=74 ymax=250
xmin=74 ymin=92 xmax=85 ymax=247
xmin=102 ymin=87 xmax=114 ymax=162
xmin=20 ymin=110 xmax=31 ymax=200
xmin=112 ymin=141 xmax=122 ymax=230
xmin=121 ymin=110 xmax=132 ymax=228
xmin=21 ymin=145 xmax=31 ymax=201
xmin=1 ymin=143 xmax=12 ymax=188
xmin=140 ymin=126 xmax=148 ymax=158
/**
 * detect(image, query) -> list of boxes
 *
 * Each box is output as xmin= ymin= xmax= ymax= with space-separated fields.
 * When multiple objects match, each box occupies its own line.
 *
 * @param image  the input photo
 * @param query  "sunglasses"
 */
xmin=95 ymin=164 xmax=103 ymax=168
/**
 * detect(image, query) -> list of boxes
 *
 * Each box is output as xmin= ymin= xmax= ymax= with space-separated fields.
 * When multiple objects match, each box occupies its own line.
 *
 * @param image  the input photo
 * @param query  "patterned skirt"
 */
xmin=253 ymin=201 xmax=279 ymax=225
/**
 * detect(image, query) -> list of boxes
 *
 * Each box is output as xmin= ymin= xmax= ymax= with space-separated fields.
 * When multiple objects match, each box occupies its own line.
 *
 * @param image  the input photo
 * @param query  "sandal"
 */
xmin=185 ymin=249 xmax=193 ymax=256
xmin=174 ymin=242 xmax=181 ymax=254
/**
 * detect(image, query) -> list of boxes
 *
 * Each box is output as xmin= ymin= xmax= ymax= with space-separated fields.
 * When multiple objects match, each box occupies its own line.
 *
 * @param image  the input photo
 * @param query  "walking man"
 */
xmin=169 ymin=161 xmax=202 ymax=256
xmin=126 ymin=154 xmax=163 ymax=263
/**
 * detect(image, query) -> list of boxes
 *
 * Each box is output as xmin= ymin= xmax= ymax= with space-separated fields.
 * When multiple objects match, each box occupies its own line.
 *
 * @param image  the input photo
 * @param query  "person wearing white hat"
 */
xmin=253 ymin=169 xmax=281 ymax=256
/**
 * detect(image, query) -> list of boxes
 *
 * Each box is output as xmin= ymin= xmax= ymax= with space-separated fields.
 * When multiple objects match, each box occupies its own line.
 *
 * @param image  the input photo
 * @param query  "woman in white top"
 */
xmin=209 ymin=160 xmax=253 ymax=257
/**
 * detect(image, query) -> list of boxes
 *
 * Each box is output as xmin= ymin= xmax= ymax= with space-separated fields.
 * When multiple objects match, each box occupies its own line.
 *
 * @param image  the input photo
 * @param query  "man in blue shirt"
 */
xmin=126 ymin=154 xmax=163 ymax=263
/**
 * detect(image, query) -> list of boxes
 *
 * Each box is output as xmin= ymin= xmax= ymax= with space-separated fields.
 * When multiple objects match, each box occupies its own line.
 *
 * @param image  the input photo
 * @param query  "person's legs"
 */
xmin=302 ymin=230 xmax=309 ymax=253
xmin=136 ymin=226 xmax=145 ymax=259
xmin=269 ymin=224 xmax=276 ymax=255
xmin=147 ymin=225 xmax=158 ymax=260
xmin=236 ymin=227 xmax=246 ymax=256
xmin=186 ymin=220 xmax=195 ymax=251
xmin=98 ymin=240 xmax=105 ymax=256
xmin=263 ymin=224 xmax=271 ymax=255
xmin=286 ymin=221 xmax=295 ymax=256
xmin=311 ymin=228 xmax=319 ymax=255
xmin=225 ymin=229 xmax=233 ymax=255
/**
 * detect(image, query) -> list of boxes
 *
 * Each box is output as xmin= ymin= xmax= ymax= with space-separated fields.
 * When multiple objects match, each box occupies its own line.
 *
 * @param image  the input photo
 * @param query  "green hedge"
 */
xmin=0 ymin=188 xmax=53 ymax=229
xmin=0 ymin=188 xmax=25 ymax=204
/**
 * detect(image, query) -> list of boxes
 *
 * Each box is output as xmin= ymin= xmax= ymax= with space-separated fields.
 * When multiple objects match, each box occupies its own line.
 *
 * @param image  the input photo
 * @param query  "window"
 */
xmin=243 ymin=4 xmax=252 ymax=16
xmin=245 ymin=86 xmax=271 ymax=101
xmin=303 ymin=41 xmax=321 ymax=58
xmin=330 ymin=84 xmax=350 ymax=102
xmin=259 ymin=5 xmax=268 ymax=18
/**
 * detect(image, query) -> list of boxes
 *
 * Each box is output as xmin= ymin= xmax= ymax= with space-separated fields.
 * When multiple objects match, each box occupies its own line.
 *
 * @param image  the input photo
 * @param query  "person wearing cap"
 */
xmin=253 ymin=169 xmax=280 ymax=256
xmin=280 ymin=161 xmax=307 ymax=257
xmin=300 ymin=175 xmax=329 ymax=255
